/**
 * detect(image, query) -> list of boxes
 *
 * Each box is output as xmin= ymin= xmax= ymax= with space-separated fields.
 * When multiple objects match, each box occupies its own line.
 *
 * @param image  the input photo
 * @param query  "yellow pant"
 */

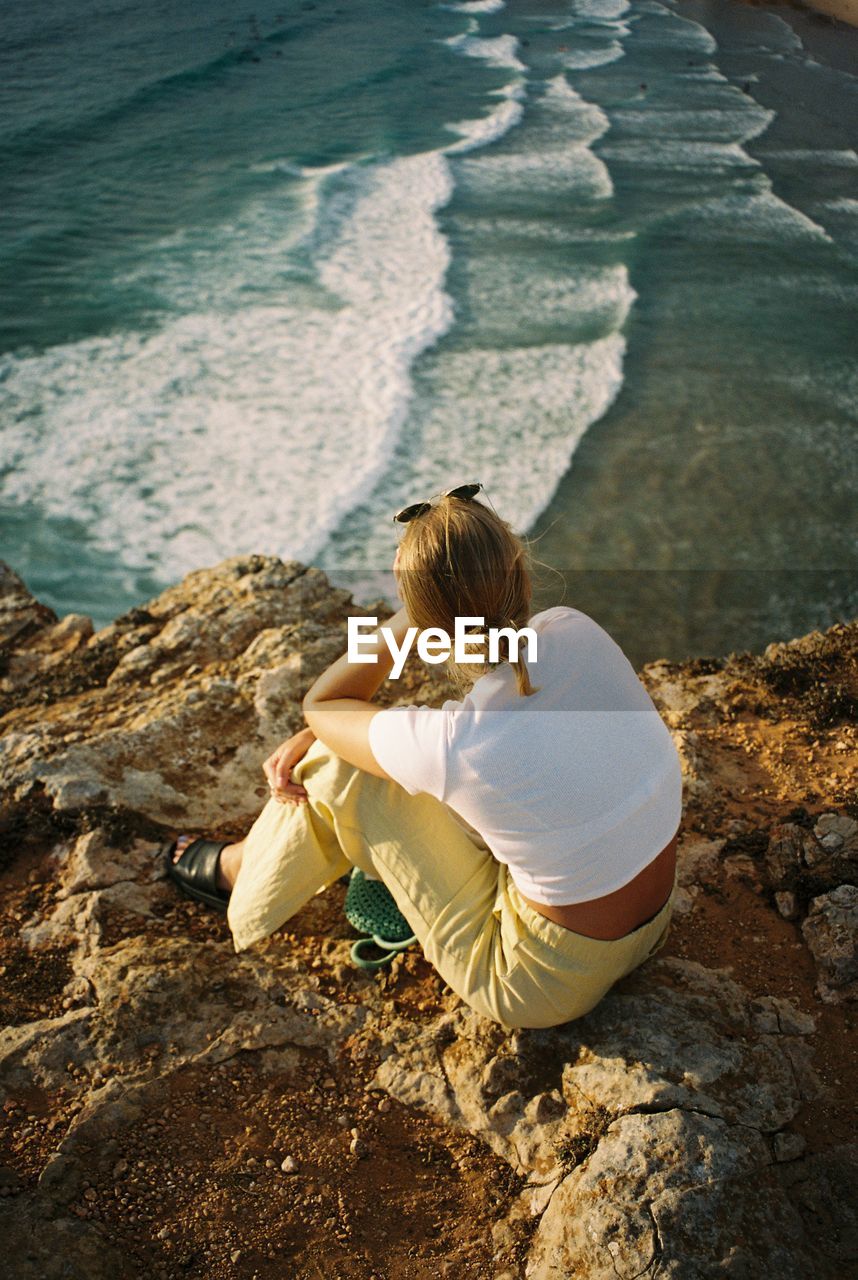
xmin=227 ymin=738 xmax=677 ymax=1030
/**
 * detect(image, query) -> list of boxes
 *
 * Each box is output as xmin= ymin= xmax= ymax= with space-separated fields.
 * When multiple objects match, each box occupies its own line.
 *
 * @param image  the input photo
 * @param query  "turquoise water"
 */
xmin=1 ymin=0 xmax=856 ymax=667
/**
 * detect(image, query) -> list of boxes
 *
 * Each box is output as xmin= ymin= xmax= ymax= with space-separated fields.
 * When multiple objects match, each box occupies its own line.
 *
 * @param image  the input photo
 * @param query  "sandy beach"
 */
xmin=803 ymin=0 xmax=858 ymax=23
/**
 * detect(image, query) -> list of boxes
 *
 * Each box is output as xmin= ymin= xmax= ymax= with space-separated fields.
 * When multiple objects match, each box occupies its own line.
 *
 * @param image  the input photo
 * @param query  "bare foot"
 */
xmin=172 ymin=835 xmax=245 ymax=892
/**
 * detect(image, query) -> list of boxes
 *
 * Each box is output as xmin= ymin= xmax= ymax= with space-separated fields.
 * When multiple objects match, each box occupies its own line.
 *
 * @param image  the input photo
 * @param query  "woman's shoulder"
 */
xmin=527 ymin=605 xmax=625 ymax=665
xmin=528 ymin=605 xmax=592 ymax=630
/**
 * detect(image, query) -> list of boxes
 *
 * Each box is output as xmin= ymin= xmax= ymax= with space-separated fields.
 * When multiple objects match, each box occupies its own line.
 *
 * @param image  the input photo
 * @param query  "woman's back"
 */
xmin=368 ymin=605 xmax=683 ymax=910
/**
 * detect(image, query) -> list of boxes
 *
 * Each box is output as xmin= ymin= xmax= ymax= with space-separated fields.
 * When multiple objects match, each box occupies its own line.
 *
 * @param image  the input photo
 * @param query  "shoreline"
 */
xmin=724 ymin=0 xmax=858 ymax=25
xmin=795 ymin=0 xmax=857 ymax=22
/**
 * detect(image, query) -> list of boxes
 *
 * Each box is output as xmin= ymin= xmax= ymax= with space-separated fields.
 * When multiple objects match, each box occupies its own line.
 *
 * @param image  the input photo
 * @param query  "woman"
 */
xmin=164 ymin=484 xmax=682 ymax=1030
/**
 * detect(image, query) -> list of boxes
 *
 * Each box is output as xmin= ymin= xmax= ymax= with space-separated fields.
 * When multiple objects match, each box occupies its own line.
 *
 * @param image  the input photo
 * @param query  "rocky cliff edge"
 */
xmin=0 ymin=555 xmax=856 ymax=1278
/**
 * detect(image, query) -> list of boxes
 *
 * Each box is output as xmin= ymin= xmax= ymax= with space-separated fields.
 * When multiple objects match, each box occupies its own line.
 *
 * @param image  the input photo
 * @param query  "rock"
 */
xmin=367 ymin=956 xmax=822 ymax=1257
xmin=1 ymin=557 xmax=856 ymax=1277
xmin=672 ymin=836 xmax=722 ymax=916
xmin=765 ymin=824 xmax=808 ymax=884
xmin=0 ymin=556 xmax=365 ymax=828
xmin=774 ymin=1143 xmax=858 ymax=1267
xmin=773 ymin=1131 xmax=807 ymax=1162
xmin=814 ymin=814 xmax=858 ymax=846
xmin=801 ymin=885 xmax=858 ymax=1003
xmin=0 ymin=1198 xmax=135 ymax=1278
xmin=528 ymin=1110 xmax=810 ymax=1279
xmin=775 ymin=891 xmax=799 ymax=920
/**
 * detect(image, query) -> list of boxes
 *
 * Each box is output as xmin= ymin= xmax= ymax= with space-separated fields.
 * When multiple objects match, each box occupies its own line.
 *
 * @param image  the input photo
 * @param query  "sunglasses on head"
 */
xmin=392 ymin=482 xmax=484 ymax=525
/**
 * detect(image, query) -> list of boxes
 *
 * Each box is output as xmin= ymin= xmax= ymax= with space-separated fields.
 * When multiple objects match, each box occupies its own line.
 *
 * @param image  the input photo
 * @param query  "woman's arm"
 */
xmin=301 ymin=605 xmax=413 ymax=779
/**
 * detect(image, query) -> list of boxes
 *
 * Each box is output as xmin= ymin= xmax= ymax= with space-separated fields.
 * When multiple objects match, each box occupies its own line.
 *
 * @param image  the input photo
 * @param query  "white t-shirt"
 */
xmin=367 ymin=605 xmax=683 ymax=906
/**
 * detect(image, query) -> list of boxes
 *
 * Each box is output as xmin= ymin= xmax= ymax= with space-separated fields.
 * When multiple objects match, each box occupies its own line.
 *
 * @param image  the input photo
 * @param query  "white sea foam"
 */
xmin=679 ymin=191 xmax=834 ymax=244
xmin=0 ymin=152 xmax=459 ymax=575
xmin=760 ymin=14 xmax=804 ymax=52
xmin=444 ymin=32 xmax=526 ymax=71
xmin=818 ymin=197 xmax=858 ymax=212
xmin=758 ymin=150 xmax=858 ymax=169
xmin=569 ymin=0 xmax=630 ymax=18
xmin=413 ymin=337 xmax=629 ymax=534
xmin=635 ymin=13 xmax=717 ymax=55
xmin=2 ymin=8 xmax=548 ymax=582
xmin=597 ymin=139 xmax=761 ymax=169
xmin=315 ymin=334 xmax=629 ymax=587
xmin=455 ymin=77 xmax=614 ymax=201
xmin=314 ymin=57 xmax=637 ymax=591
xmin=442 ymin=0 xmax=506 ymax=13
xmin=453 ymin=213 xmax=635 ymax=244
xmin=444 ymin=86 xmax=525 ymax=154
xmin=441 ymin=15 xmax=527 ymax=153
xmin=560 ymin=42 xmax=625 ymax=70
xmin=610 ymin=104 xmax=775 ymax=146
xmin=459 ymin=261 xmax=636 ymax=343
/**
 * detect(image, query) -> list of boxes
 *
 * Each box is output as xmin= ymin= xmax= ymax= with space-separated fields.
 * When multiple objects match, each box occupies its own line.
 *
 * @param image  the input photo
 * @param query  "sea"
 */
xmin=1 ymin=0 xmax=856 ymax=668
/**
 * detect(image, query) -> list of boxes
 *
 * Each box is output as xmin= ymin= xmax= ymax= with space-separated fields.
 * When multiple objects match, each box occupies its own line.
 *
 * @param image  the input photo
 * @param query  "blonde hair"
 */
xmin=396 ymin=494 xmax=541 ymax=697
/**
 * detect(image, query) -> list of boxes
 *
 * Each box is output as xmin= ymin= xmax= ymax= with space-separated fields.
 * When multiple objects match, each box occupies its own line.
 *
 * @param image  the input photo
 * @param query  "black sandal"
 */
xmin=163 ymin=837 xmax=231 ymax=912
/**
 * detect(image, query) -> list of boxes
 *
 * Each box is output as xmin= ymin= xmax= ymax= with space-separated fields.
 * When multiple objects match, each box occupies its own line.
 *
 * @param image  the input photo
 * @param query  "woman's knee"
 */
xmin=294 ymin=739 xmax=360 ymax=796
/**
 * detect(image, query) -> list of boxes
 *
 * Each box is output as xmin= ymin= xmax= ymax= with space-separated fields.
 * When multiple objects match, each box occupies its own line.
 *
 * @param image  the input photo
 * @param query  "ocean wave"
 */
xmin=452 ymin=214 xmax=635 ymax=244
xmin=609 ymin=104 xmax=776 ymax=146
xmin=633 ymin=4 xmax=717 ymax=55
xmin=314 ymin=334 xmax=628 ymax=584
xmin=817 ymin=197 xmax=858 ymax=212
xmin=455 ymin=77 xmax=614 ymax=202
xmin=443 ymin=31 xmax=526 ymax=71
xmin=560 ymin=42 xmax=626 ymax=70
xmin=315 ymin=59 xmax=636 ymax=587
xmin=675 ymin=191 xmax=835 ymax=244
xmin=444 ymin=85 xmax=526 ymax=154
xmin=0 ymin=152 xmax=459 ymax=576
xmin=456 ymin=261 xmax=637 ymax=345
xmin=756 ymin=149 xmax=858 ymax=169
xmin=441 ymin=0 xmax=507 ymax=12
xmin=597 ymin=139 xmax=762 ymax=170
xmin=567 ymin=0 xmax=630 ymax=18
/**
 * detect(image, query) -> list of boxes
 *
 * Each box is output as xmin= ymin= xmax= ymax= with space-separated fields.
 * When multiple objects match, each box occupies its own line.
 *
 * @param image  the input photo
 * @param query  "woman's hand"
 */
xmin=263 ymin=727 xmax=315 ymax=804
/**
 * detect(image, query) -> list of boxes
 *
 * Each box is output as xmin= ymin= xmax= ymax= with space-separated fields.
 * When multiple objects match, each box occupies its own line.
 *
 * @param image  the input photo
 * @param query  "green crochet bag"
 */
xmin=344 ymin=868 xmax=418 ymax=970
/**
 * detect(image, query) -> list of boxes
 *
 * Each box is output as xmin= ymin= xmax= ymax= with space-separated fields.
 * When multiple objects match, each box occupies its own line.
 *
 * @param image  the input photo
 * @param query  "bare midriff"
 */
xmin=518 ymin=831 xmax=679 ymax=941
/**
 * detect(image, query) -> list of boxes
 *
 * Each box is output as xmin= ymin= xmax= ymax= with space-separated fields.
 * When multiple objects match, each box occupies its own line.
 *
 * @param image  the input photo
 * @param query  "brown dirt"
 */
xmin=1 ymin=616 xmax=856 ymax=1275
xmin=2 ymin=1047 xmax=530 ymax=1280
xmin=0 ymin=860 xmax=533 ymax=1278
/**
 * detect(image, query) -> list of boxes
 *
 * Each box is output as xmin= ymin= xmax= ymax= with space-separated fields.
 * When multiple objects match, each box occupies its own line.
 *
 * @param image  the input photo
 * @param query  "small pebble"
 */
xmin=775 ymin=891 xmax=798 ymax=921
xmin=281 ymin=1156 xmax=299 ymax=1173
xmin=772 ymin=1132 xmax=806 ymax=1162
xmin=231 ymin=1249 xmax=243 ymax=1263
